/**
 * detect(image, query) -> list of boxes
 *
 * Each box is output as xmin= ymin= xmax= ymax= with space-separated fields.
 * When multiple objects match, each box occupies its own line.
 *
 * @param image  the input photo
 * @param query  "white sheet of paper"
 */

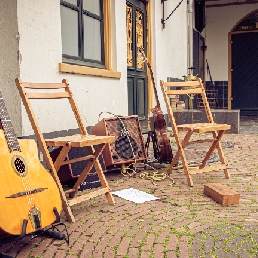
xmin=112 ymin=188 xmax=159 ymax=203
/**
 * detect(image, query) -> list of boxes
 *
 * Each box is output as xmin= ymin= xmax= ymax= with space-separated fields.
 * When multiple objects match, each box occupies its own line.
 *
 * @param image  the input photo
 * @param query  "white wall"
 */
xmin=17 ymin=0 xmax=128 ymax=136
xmin=205 ymin=3 xmax=258 ymax=81
xmin=16 ymin=0 xmax=189 ymax=136
xmin=151 ymin=0 xmax=188 ymax=113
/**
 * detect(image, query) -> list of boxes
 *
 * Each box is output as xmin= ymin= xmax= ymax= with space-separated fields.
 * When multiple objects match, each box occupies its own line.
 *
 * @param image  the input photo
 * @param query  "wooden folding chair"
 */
xmin=160 ymin=78 xmax=231 ymax=187
xmin=15 ymin=78 xmax=116 ymax=222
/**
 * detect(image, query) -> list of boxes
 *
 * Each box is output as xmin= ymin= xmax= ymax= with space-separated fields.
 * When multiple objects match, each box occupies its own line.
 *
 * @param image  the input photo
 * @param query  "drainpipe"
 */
xmin=187 ymin=0 xmax=194 ymax=75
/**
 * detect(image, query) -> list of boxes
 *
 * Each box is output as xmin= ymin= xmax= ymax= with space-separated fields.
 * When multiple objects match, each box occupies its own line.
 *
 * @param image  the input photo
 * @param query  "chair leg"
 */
xmin=68 ymin=145 xmax=104 ymax=198
xmin=88 ymin=145 xmax=115 ymax=205
xmin=68 ymin=144 xmax=115 ymax=205
xmin=94 ymin=158 xmax=115 ymax=205
xmin=168 ymin=130 xmax=193 ymax=173
xmin=181 ymin=150 xmax=193 ymax=187
xmin=49 ymin=168 xmax=75 ymax=222
xmin=169 ymin=130 xmax=194 ymax=186
xmin=216 ymin=135 xmax=230 ymax=179
xmin=199 ymin=130 xmax=223 ymax=167
xmin=39 ymin=144 xmax=75 ymax=222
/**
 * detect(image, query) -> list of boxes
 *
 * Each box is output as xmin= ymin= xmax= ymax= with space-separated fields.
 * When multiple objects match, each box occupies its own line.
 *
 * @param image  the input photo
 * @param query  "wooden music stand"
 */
xmin=160 ymin=78 xmax=231 ymax=187
xmin=15 ymin=78 xmax=116 ymax=222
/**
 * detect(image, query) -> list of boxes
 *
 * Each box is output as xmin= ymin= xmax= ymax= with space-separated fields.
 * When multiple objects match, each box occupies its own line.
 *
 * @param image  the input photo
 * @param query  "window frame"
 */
xmin=60 ymin=0 xmax=106 ymax=69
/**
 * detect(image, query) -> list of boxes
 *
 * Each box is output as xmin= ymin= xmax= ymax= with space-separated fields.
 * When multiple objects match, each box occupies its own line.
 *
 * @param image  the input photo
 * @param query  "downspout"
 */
xmin=187 ymin=0 xmax=194 ymax=75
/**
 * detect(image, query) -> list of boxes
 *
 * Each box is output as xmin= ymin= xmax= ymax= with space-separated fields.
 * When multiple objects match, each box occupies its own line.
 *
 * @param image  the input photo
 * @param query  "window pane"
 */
xmin=61 ymin=6 xmax=79 ymax=57
xmin=83 ymin=15 xmax=101 ymax=61
xmin=83 ymin=0 xmax=100 ymax=15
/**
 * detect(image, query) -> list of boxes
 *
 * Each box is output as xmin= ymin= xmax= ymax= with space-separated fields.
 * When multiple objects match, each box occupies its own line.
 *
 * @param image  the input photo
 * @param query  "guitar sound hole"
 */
xmin=11 ymin=155 xmax=28 ymax=177
xmin=14 ymin=158 xmax=26 ymax=174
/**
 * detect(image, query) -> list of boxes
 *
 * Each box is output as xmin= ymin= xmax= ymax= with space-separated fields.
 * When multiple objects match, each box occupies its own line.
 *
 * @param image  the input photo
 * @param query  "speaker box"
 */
xmin=92 ymin=115 xmax=147 ymax=167
xmin=50 ymin=146 xmax=105 ymax=190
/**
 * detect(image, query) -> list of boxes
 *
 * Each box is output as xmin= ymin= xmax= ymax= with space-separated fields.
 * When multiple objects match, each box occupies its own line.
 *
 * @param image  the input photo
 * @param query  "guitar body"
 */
xmin=139 ymin=47 xmax=173 ymax=164
xmin=151 ymin=107 xmax=173 ymax=164
xmin=0 ymin=130 xmax=62 ymax=237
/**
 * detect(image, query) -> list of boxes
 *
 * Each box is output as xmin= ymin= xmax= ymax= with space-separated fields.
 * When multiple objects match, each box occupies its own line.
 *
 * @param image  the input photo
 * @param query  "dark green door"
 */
xmin=232 ymin=32 xmax=258 ymax=115
xmin=126 ymin=0 xmax=148 ymax=132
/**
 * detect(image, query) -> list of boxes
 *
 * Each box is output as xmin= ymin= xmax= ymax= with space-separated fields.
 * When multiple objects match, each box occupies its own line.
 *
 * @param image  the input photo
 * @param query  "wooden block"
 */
xmin=204 ymin=183 xmax=240 ymax=206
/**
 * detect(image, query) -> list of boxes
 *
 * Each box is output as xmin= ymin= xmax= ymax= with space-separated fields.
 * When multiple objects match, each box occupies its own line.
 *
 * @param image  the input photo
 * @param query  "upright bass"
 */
xmin=139 ymin=47 xmax=173 ymax=163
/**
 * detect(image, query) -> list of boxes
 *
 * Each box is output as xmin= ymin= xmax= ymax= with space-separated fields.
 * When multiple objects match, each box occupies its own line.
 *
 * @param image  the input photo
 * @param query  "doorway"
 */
xmin=229 ymin=10 xmax=258 ymax=115
xmin=126 ymin=0 xmax=148 ymax=132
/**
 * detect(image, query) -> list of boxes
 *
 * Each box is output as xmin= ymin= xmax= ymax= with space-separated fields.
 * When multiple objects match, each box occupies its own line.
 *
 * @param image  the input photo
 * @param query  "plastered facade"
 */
xmin=1 ymin=0 xmax=188 ymax=137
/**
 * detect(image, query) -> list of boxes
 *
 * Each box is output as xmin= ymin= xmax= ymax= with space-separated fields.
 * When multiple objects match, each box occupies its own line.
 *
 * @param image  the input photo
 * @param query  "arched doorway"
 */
xmin=229 ymin=10 xmax=258 ymax=115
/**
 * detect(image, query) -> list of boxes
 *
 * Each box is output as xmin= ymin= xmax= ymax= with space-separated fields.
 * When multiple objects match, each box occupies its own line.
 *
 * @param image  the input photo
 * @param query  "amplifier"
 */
xmin=92 ymin=115 xmax=147 ymax=167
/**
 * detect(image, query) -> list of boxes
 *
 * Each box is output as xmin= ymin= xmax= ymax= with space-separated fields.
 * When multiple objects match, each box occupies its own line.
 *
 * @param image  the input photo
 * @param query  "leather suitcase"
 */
xmin=204 ymin=183 xmax=240 ymax=206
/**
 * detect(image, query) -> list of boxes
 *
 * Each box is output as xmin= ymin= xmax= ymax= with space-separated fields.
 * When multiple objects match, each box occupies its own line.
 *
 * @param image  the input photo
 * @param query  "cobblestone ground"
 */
xmin=1 ymin=132 xmax=258 ymax=258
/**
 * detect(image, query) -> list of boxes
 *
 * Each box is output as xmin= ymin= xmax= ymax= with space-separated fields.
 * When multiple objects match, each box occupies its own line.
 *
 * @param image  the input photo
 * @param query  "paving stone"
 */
xmin=116 ymin=236 xmax=131 ymax=256
xmin=141 ymin=233 xmax=155 ymax=251
xmin=153 ymin=243 xmax=165 ymax=257
xmin=1 ymin=121 xmax=258 ymax=257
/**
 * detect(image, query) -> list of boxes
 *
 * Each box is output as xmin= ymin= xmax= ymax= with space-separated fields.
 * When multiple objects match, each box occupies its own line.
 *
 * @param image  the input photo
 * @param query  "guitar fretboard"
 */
xmin=0 ymin=93 xmax=21 ymax=152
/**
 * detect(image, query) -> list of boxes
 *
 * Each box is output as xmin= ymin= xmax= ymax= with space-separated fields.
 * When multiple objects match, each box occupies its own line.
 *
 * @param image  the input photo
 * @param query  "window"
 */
xmin=60 ymin=0 xmax=105 ymax=68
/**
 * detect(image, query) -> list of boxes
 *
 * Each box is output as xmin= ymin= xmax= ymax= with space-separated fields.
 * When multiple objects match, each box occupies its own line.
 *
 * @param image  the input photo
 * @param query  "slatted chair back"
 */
xmin=17 ymin=79 xmax=87 ymax=136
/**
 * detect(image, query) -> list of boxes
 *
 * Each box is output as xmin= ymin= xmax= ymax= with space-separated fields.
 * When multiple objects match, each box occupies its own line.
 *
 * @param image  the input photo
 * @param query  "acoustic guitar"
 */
xmin=0 ymin=92 xmax=62 ymax=238
xmin=139 ymin=47 xmax=173 ymax=163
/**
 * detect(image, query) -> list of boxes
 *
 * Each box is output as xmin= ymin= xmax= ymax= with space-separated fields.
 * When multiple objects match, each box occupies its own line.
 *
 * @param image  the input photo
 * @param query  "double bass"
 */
xmin=139 ymin=47 xmax=173 ymax=164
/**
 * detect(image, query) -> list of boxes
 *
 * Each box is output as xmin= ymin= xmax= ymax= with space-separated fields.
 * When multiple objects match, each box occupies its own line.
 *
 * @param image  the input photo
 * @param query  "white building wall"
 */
xmin=205 ymin=3 xmax=258 ymax=81
xmin=151 ymin=0 xmax=188 ymax=113
xmin=16 ymin=0 xmax=189 ymax=136
xmin=17 ymin=0 xmax=128 ymax=137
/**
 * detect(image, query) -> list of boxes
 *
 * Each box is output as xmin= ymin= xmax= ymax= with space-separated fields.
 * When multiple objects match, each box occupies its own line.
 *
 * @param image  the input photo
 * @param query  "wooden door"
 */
xmin=127 ymin=0 xmax=148 ymax=132
xmin=230 ymin=10 xmax=258 ymax=115
xmin=231 ymin=32 xmax=258 ymax=115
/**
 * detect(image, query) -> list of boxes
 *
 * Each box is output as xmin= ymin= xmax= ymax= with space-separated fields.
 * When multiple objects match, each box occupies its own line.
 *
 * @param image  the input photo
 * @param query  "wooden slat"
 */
xmin=171 ymin=163 xmax=203 ymax=170
xmin=61 ymin=155 xmax=95 ymax=165
xmin=45 ymin=134 xmax=116 ymax=147
xmin=189 ymin=164 xmax=228 ymax=175
xmin=22 ymin=82 xmax=67 ymax=89
xmin=177 ymin=123 xmax=231 ymax=133
xmin=26 ymin=92 xmax=70 ymax=99
xmin=65 ymin=189 xmax=76 ymax=194
xmin=166 ymin=89 xmax=202 ymax=95
xmin=163 ymin=81 xmax=201 ymax=88
xmin=187 ymin=139 xmax=214 ymax=144
xmin=68 ymin=187 xmax=110 ymax=206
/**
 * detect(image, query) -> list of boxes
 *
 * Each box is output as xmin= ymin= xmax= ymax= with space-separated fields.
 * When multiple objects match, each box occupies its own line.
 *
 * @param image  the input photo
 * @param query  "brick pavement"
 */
xmin=1 ymin=130 xmax=258 ymax=257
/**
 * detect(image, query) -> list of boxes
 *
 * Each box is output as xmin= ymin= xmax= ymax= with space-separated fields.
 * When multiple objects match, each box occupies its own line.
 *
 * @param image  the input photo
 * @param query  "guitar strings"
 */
xmin=0 ymin=93 xmax=38 ymax=229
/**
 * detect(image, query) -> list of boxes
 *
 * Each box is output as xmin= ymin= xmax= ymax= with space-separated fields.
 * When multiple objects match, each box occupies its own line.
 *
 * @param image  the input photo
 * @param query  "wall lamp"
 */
xmin=161 ymin=0 xmax=185 ymax=29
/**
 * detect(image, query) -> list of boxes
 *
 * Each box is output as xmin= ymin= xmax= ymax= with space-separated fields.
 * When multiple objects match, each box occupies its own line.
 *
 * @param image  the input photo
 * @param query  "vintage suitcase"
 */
xmin=204 ymin=183 xmax=240 ymax=206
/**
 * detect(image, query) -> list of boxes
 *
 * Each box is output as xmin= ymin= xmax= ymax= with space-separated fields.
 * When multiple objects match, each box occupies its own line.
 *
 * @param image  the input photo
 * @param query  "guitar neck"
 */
xmin=0 ymin=93 xmax=21 ymax=152
xmin=146 ymin=62 xmax=160 ymax=109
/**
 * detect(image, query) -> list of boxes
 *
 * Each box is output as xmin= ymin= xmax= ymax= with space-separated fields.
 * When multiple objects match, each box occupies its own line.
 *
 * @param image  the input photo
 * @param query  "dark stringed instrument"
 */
xmin=0 ymin=92 xmax=62 ymax=238
xmin=139 ymin=47 xmax=173 ymax=163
